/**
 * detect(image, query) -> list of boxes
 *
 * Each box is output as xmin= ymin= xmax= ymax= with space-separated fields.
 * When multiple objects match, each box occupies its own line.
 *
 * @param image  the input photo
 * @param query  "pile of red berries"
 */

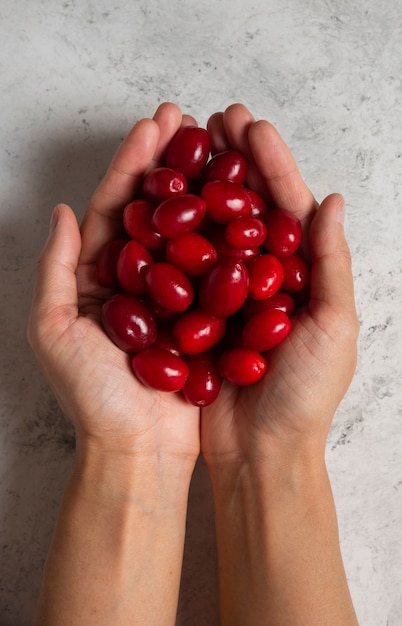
xmin=96 ymin=125 xmax=310 ymax=406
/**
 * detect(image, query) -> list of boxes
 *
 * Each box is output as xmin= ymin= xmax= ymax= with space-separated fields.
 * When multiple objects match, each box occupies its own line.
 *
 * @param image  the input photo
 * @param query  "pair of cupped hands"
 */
xmin=28 ymin=102 xmax=359 ymax=473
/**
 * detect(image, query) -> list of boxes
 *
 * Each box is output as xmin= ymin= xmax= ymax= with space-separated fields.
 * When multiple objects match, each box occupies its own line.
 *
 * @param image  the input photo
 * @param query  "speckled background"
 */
xmin=1 ymin=1 xmax=401 ymax=624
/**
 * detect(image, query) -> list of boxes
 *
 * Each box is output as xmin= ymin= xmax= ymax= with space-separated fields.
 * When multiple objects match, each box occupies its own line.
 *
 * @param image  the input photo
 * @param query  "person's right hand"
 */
xmin=201 ymin=104 xmax=360 ymax=469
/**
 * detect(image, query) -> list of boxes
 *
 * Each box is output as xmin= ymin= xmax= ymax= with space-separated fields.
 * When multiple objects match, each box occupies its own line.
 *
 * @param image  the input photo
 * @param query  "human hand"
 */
xmin=201 ymin=104 xmax=359 ymax=469
xmin=28 ymin=103 xmax=200 ymax=468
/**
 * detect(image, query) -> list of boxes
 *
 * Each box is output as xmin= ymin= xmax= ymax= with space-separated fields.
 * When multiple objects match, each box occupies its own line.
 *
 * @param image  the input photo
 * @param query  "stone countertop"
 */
xmin=1 ymin=1 xmax=401 ymax=624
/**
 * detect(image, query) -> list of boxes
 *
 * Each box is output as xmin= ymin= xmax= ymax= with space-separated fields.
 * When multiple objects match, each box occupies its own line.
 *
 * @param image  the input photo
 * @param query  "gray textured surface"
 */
xmin=1 ymin=1 xmax=401 ymax=624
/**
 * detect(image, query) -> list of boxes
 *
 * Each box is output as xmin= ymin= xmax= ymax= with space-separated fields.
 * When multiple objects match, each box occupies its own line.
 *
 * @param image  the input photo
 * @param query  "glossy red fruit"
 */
xmin=224 ymin=215 xmax=267 ymax=249
xmin=247 ymin=188 xmax=269 ymax=218
xmin=247 ymin=254 xmax=284 ymax=300
xmin=263 ymin=207 xmax=302 ymax=257
xmin=101 ymin=293 xmax=157 ymax=353
xmin=182 ymin=351 xmax=222 ymax=407
xmin=202 ymin=150 xmax=247 ymax=185
xmin=96 ymin=239 xmax=127 ymax=289
xmin=152 ymin=194 xmax=206 ymax=238
xmin=242 ymin=309 xmax=292 ymax=352
xmin=199 ymin=258 xmax=249 ymax=317
xmin=165 ymin=232 xmax=218 ymax=276
xmin=117 ymin=240 xmax=153 ymax=296
xmin=201 ymin=180 xmax=252 ymax=224
xmin=172 ymin=309 xmax=226 ymax=354
xmin=132 ymin=348 xmax=189 ymax=392
xmin=123 ymin=199 xmax=164 ymax=251
xmin=280 ymin=253 xmax=310 ymax=292
xmin=219 ymin=348 xmax=267 ymax=386
xmin=145 ymin=262 xmax=194 ymax=312
xmin=165 ymin=126 xmax=210 ymax=179
xmin=142 ymin=167 xmax=187 ymax=204
xmin=241 ymin=292 xmax=295 ymax=321
xmin=204 ymin=223 xmax=259 ymax=264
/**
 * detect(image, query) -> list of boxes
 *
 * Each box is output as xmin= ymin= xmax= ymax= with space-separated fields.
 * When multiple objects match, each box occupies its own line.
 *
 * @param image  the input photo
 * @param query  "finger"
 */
xmin=222 ymin=103 xmax=271 ymax=198
xmin=248 ymin=120 xmax=317 ymax=225
xmin=206 ymin=112 xmax=230 ymax=154
xmin=222 ymin=103 xmax=255 ymax=156
xmin=308 ymin=194 xmax=358 ymax=326
xmin=148 ymin=101 xmax=183 ymax=169
xmin=182 ymin=114 xmax=198 ymax=127
xmin=28 ymin=204 xmax=81 ymax=348
xmin=80 ymin=118 xmax=160 ymax=264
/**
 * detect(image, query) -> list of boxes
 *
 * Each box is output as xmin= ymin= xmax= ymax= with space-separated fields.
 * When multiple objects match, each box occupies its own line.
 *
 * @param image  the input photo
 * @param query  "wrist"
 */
xmin=72 ymin=436 xmax=196 ymax=506
xmin=207 ymin=444 xmax=328 ymax=500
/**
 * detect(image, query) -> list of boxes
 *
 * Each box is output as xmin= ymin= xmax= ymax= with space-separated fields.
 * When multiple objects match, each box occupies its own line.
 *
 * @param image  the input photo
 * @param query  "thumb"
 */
xmin=308 ymin=193 xmax=358 ymax=325
xmin=28 ymin=204 xmax=81 ymax=349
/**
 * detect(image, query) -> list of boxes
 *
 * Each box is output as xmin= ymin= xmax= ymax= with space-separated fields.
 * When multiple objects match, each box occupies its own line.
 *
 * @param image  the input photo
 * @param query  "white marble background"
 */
xmin=1 ymin=0 xmax=401 ymax=624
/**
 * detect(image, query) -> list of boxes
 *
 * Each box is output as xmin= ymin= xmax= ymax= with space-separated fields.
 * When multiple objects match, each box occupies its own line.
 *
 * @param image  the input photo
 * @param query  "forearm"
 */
xmin=209 ymin=452 xmax=358 ymax=626
xmin=32 ymin=441 xmax=195 ymax=626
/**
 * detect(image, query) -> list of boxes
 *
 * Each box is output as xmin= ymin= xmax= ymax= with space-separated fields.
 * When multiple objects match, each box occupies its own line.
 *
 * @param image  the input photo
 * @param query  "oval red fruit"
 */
xmin=280 ymin=253 xmax=310 ymax=292
xmin=242 ymin=309 xmax=292 ymax=352
xmin=101 ymin=293 xmax=157 ymax=353
xmin=165 ymin=232 xmax=217 ymax=276
xmin=165 ymin=126 xmax=210 ymax=179
xmin=199 ymin=258 xmax=249 ymax=317
xmin=247 ymin=254 xmax=284 ymax=300
xmin=152 ymin=194 xmax=206 ymax=238
xmin=219 ymin=348 xmax=267 ymax=386
xmin=117 ymin=240 xmax=153 ymax=296
xmin=202 ymin=150 xmax=247 ymax=185
xmin=172 ymin=309 xmax=226 ymax=354
xmin=132 ymin=348 xmax=189 ymax=392
xmin=142 ymin=167 xmax=187 ymax=204
xmin=123 ymin=199 xmax=164 ymax=251
xmin=201 ymin=180 xmax=252 ymax=224
xmin=241 ymin=292 xmax=295 ymax=321
xmin=145 ymin=262 xmax=194 ymax=312
xmin=263 ymin=207 xmax=302 ymax=257
xmin=224 ymin=215 xmax=267 ymax=249
xmin=182 ymin=351 xmax=222 ymax=407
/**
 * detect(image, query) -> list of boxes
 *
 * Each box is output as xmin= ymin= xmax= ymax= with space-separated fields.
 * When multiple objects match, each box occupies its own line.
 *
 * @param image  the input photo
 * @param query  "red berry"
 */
xmin=263 ymin=207 xmax=302 ymax=257
xmin=165 ymin=126 xmax=210 ymax=179
xmin=132 ymin=348 xmax=189 ymax=392
xmin=241 ymin=292 xmax=295 ymax=321
xmin=182 ymin=351 xmax=222 ymax=406
xmin=199 ymin=258 xmax=249 ymax=317
xmin=202 ymin=150 xmax=247 ymax=185
xmin=152 ymin=194 xmax=206 ymax=238
xmin=242 ymin=309 xmax=292 ymax=352
xmin=142 ymin=167 xmax=187 ymax=204
xmin=165 ymin=232 xmax=217 ymax=276
xmin=117 ymin=240 xmax=153 ymax=296
xmin=201 ymin=180 xmax=252 ymax=224
xmin=172 ymin=309 xmax=226 ymax=354
xmin=280 ymin=253 xmax=310 ymax=292
xmin=224 ymin=215 xmax=267 ymax=249
xmin=219 ymin=348 xmax=267 ymax=386
xmin=123 ymin=199 xmax=164 ymax=251
xmin=247 ymin=254 xmax=284 ymax=300
xmin=101 ymin=293 xmax=157 ymax=354
xmin=145 ymin=262 xmax=194 ymax=312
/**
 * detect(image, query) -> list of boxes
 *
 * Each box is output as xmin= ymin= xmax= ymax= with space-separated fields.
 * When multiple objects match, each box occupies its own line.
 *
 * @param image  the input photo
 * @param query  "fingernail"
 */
xmin=49 ymin=206 xmax=60 ymax=233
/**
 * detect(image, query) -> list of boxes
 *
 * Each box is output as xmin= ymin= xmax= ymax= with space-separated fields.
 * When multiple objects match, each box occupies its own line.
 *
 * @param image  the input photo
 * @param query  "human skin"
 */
xmin=202 ymin=104 xmax=360 ymax=625
xmin=28 ymin=103 xmax=201 ymax=626
xmin=28 ymin=101 xmax=359 ymax=625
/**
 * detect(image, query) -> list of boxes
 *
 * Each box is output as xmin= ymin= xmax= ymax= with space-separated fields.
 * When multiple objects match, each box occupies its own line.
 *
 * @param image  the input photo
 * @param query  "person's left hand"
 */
xmin=28 ymin=103 xmax=200 ymax=467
